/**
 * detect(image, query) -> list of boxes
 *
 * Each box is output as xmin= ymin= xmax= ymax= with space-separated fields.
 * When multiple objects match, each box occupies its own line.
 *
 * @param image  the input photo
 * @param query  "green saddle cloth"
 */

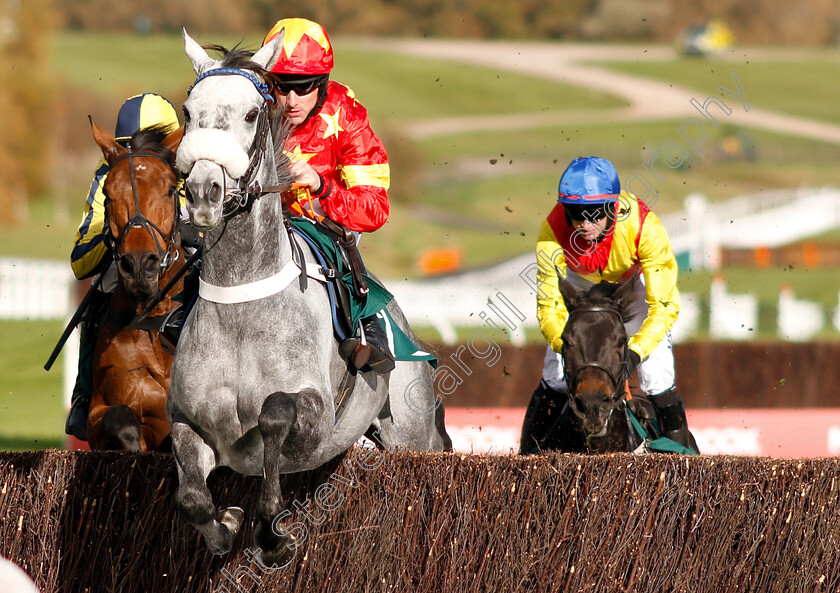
xmin=289 ymin=217 xmax=436 ymax=365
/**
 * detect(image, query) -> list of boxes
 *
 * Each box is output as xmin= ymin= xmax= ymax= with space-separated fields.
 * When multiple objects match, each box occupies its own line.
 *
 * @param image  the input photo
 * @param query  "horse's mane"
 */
xmin=129 ymin=124 xmax=178 ymax=166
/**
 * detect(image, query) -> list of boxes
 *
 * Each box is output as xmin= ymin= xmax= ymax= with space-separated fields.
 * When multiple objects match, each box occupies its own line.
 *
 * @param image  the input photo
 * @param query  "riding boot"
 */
xmin=158 ymin=264 xmax=200 ymax=355
xmin=65 ymin=373 xmax=91 ymax=442
xmin=650 ymin=387 xmax=698 ymax=453
xmin=340 ymin=315 xmax=396 ymax=374
xmin=65 ymin=316 xmax=99 ymax=442
xmin=519 ymin=380 xmax=568 ymax=454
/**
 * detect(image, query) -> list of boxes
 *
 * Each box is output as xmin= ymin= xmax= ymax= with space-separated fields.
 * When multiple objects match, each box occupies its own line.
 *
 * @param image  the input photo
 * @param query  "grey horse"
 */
xmin=168 ymin=29 xmax=450 ymax=564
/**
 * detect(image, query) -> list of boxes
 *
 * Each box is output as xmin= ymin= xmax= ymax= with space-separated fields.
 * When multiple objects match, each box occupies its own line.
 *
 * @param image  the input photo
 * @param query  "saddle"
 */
xmin=624 ymin=393 xmax=697 ymax=455
xmin=286 ymin=217 xmax=437 ymax=364
xmin=286 ymin=217 xmax=368 ymax=342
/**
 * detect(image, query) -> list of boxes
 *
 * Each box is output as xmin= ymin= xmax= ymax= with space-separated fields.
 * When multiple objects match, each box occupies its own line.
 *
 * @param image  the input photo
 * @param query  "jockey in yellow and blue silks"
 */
xmin=66 ymin=93 xmax=181 ymax=442
xmin=72 ymin=93 xmax=182 ymax=279
xmin=519 ymin=156 xmax=697 ymax=454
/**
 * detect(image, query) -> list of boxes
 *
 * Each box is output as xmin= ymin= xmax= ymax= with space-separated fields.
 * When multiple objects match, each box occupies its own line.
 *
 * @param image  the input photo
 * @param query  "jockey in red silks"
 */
xmin=519 ymin=156 xmax=697 ymax=454
xmin=261 ymin=18 xmax=395 ymax=374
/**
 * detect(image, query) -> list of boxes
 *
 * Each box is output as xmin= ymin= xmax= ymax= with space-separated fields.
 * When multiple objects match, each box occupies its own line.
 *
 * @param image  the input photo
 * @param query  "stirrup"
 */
xmin=339 ymin=336 xmax=370 ymax=369
xmin=339 ymin=321 xmax=395 ymax=374
xmin=159 ymin=305 xmax=184 ymax=355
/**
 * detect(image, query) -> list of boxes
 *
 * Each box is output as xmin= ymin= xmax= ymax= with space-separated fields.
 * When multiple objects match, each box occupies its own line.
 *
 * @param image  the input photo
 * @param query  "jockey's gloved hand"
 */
xmin=180 ymin=223 xmax=204 ymax=250
xmin=626 ymin=349 xmax=641 ymax=374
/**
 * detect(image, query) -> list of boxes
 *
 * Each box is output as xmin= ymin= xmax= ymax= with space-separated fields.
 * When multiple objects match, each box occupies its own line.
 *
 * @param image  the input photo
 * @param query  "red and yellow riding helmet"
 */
xmin=262 ymin=18 xmax=334 ymax=75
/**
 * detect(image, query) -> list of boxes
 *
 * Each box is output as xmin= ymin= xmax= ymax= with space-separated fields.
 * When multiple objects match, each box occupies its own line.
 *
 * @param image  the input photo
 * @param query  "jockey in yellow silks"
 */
xmin=520 ymin=156 xmax=697 ymax=454
xmin=66 ymin=93 xmax=182 ymax=442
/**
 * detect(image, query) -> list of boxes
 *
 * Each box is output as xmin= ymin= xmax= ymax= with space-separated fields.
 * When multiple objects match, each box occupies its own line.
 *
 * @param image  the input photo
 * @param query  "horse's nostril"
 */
xmin=118 ymin=255 xmax=135 ymax=276
xmin=207 ymin=181 xmax=222 ymax=205
xmin=141 ymin=254 xmax=161 ymax=277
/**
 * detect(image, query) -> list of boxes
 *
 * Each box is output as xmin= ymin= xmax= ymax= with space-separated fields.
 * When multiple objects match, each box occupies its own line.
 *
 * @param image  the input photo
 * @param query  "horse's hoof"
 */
xmin=204 ymin=507 xmax=245 ymax=555
xmin=259 ymin=534 xmax=297 ymax=569
xmin=217 ymin=506 xmax=245 ymax=538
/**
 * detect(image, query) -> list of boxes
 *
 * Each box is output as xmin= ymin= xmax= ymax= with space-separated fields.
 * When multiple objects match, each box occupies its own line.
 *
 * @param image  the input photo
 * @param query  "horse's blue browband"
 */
xmin=187 ymin=67 xmax=275 ymax=103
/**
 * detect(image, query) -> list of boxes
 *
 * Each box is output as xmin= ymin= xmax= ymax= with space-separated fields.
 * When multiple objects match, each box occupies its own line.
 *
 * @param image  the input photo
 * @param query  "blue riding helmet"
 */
xmin=115 ymin=93 xmax=179 ymax=143
xmin=557 ymin=156 xmax=620 ymax=205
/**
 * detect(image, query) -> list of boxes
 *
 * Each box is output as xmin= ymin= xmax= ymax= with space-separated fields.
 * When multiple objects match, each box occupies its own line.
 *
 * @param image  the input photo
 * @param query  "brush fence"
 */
xmin=0 ymin=450 xmax=837 ymax=593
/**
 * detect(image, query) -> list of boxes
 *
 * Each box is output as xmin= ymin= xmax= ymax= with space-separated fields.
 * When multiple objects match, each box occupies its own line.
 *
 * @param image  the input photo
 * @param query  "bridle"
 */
xmin=563 ymin=304 xmax=631 ymax=406
xmin=105 ymin=150 xmax=181 ymax=277
xmin=182 ymin=65 xmax=310 ymax=300
xmin=185 ymin=67 xmax=286 ymax=220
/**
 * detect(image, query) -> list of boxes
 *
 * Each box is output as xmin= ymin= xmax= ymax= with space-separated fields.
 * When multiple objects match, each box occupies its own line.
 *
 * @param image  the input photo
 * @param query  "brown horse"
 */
xmin=87 ymin=120 xmax=185 ymax=451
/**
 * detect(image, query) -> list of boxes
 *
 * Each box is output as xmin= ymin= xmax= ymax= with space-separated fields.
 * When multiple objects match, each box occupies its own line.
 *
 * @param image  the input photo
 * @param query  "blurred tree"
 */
xmin=0 ymin=0 xmax=56 ymax=224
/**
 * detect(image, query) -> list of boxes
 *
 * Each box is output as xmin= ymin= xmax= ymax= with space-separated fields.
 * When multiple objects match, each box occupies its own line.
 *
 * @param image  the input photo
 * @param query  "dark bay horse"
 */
xmin=539 ymin=277 xmax=657 ymax=453
xmin=87 ymin=121 xmax=185 ymax=451
xmin=169 ymin=30 xmax=449 ymax=565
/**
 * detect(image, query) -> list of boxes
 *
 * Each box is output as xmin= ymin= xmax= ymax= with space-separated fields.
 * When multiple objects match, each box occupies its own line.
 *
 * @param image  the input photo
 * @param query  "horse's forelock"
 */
xmin=129 ymin=124 xmax=178 ymax=166
xmin=587 ymin=281 xmax=618 ymax=301
xmin=578 ymin=282 xmax=636 ymax=321
xmin=204 ymin=44 xmax=270 ymax=79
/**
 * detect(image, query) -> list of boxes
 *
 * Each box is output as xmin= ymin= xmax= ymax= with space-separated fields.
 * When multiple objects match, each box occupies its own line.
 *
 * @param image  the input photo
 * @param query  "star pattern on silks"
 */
xmin=320 ymin=108 xmax=344 ymax=140
xmin=284 ymin=144 xmax=316 ymax=163
xmin=280 ymin=20 xmax=331 ymax=57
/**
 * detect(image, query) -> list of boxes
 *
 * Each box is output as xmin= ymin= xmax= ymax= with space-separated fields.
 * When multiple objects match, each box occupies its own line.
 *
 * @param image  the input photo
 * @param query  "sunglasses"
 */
xmin=273 ymin=76 xmax=325 ymax=96
xmin=564 ymin=204 xmax=609 ymax=222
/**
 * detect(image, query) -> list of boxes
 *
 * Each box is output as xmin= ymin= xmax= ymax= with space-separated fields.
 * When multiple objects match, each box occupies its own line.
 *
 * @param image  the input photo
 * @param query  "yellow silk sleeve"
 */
xmin=627 ymin=210 xmax=680 ymax=359
xmin=535 ymin=219 xmax=569 ymax=353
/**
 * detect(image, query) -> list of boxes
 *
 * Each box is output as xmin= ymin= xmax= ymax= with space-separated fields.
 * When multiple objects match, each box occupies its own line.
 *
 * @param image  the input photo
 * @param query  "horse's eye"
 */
xmin=245 ymin=109 xmax=259 ymax=124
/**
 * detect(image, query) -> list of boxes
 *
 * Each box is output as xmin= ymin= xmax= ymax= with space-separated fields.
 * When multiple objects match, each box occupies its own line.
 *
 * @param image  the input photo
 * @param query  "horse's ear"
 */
xmin=183 ymin=28 xmax=216 ymax=75
xmin=613 ymin=275 xmax=639 ymax=319
xmin=90 ymin=116 xmax=125 ymax=165
xmin=251 ymin=28 xmax=284 ymax=70
xmin=163 ymin=126 xmax=185 ymax=154
xmin=558 ymin=274 xmax=578 ymax=311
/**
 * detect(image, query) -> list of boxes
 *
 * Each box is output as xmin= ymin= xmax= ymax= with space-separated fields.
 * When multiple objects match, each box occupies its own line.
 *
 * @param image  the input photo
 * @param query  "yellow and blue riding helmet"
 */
xmin=114 ymin=92 xmax=179 ymax=144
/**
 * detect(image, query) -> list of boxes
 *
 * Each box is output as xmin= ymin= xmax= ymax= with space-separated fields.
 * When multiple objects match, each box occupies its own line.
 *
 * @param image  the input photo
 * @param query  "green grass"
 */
xmin=0 ymin=199 xmax=80 ymax=260
xmin=0 ymin=321 xmax=68 ymax=451
xmin=681 ymin=267 xmax=840 ymax=309
xmin=54 ymin=33 xmax=199 ymax=101
xmin=334 ymin=49 xmax=625 ymax=119
xmin=54 ymin=33 xmax=624 ymax=118
xmin=592 ymin=56 xmax=840 ymax=125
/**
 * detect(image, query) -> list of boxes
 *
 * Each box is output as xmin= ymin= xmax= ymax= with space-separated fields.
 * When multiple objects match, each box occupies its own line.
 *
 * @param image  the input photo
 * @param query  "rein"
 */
xmin=219 ymin=103 xmax=277 ymax=219
xmin=564 ymin=305 xmax=631 ymax=404
xmin=106 ymin=150 xmax=181 ymax=276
